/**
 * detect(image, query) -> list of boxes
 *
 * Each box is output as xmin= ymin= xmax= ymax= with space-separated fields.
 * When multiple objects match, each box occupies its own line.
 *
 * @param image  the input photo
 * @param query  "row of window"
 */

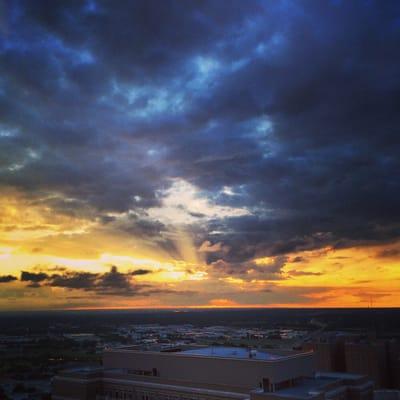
xmin=127 ymin=368 xmax=159 ymax=377
xmin=102 ymin=387 xmax=225 ymax=400
xmin=103 ymin=389 xmax=134 ymax=399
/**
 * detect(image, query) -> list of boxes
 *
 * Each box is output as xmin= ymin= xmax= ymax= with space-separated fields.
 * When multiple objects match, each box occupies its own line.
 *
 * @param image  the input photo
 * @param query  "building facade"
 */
xmin=52 ymin=346 xmax=374 ymax=400
xmin=303 ymin=336 xmax=400 ymax=388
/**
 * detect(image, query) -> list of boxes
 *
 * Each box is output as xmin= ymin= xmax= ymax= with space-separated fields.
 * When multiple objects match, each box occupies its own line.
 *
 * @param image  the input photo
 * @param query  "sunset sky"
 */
xmin=1 ymin=0 xmax=400 ymax=310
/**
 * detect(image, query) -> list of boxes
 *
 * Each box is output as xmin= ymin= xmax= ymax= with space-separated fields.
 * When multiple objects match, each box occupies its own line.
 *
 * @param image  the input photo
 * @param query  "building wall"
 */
xmin=303 ymin=337 xmax=400 ymax=389
xmin=251 ymin=392 xmax=323 ymax=400
xmin=103 ymin=350 xmax=315 ymax=392
xmin=387 ymin=341 xmax=400 ymax=389
xmin=52 ymin=376 xmax=102 ymax=400
xmin=303 ymin=342 xmax=345 ymax=372
xmin=303 ymin=342 xmax=331 ymax=372
xmin=345 ymin=343 xmax=388 ymax=388
xmin=102 ymin=379 xmax=248 ymax=400
xmin=251 ymin=375 xmax=373 ymax=400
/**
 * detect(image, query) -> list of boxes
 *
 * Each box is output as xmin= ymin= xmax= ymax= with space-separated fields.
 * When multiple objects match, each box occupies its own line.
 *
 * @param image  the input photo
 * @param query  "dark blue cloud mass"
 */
xmin=1 ymin=0 xmax=400 ymax=270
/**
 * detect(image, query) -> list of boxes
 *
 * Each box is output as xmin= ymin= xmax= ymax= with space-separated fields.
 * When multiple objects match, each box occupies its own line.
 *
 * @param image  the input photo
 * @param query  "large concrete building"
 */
xmin=52 ymin=345 xmax=374 ymax=400
xmin=302 ymin=341 xmax=346 ymax=373
xmin=303 ymin=335 xmax=400 ymax=388
xmin=345 ymin=342 xmax=389 ymax=388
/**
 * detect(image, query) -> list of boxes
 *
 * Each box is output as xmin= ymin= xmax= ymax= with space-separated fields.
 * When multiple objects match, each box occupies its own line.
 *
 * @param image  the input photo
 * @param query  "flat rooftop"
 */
xmin=263 ymin=377 xmax=338 ymax=399
xmin=179 ymin=346 xmax=282 ymax=360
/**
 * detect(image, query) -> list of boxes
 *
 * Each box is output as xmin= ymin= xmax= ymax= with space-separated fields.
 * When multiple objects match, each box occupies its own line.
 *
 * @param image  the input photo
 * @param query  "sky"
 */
xmin=0 ymin=0 xmax=400 ymax=310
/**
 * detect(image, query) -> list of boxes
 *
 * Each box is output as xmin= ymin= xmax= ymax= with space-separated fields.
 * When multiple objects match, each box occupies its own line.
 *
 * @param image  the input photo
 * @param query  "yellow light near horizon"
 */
xmin=0 ymin=188 xmax=400 ymax=310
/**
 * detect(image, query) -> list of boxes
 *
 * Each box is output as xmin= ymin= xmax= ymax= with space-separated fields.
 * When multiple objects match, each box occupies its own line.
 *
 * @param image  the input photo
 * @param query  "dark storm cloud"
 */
xmin=375 ymin=247 xmax=400 ymax=258
xmin=1 ymin=0 xmax=400 ymax=276
xmin=20 ymin=271 xmax=49 ymax=282
xmin=49 ymin=271 xmax=98 ymax=290
xmin=121 ymin=217 xmax=166 ymax=238
xmin=46 ymin=266 xmax=144 ymax=296
xmin=0 ymin=275 xmax=17 ymax=283
xmin=291 ymin=256 xmax=306 ymax=263
xmin=18 ymin=266 xmax=193 ymax=297
xmin=210 ymin=255 xmax=287 ymax=281
xmin=131 ymin=269 xmax=152 ymax=276
xmin=110 ymin=214 xmax=182 ymax=258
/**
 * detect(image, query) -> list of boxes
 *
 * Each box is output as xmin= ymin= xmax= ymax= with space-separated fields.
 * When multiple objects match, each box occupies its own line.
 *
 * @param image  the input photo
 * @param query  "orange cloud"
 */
xmin=208 ymin=298 xmax=239 ymax=307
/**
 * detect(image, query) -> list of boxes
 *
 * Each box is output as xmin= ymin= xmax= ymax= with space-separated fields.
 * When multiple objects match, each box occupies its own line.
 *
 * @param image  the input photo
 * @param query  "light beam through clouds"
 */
xmin=0 ymin=0 xmax=400 ymax=309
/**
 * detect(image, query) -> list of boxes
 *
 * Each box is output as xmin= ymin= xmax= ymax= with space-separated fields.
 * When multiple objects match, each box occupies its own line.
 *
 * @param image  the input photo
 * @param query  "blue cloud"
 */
xmin=1 ymin=0 xmax=400 ymax=269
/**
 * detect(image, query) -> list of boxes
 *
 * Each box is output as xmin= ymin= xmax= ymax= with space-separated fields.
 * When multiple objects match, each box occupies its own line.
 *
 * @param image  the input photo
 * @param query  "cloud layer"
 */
xmin=0 ymin=0 xmax=400 ymax=308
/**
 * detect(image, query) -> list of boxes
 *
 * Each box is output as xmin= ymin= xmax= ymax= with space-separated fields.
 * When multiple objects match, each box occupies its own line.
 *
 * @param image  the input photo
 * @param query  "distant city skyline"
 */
xmin=0 ymin=0 xmax=400 ymax=310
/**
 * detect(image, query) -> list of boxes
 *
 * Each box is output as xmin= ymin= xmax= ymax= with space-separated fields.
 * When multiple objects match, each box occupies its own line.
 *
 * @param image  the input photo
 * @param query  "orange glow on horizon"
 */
xmin=0 ymin=188 xmax=399 ymax=311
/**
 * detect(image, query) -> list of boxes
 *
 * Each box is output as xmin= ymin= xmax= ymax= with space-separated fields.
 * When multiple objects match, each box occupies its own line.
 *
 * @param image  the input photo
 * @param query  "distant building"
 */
xmin=303 ymin=335 xmax=400 ymax=389
xmin=374 ymin=391 xmax=400 ymax=400
xmin=345 ymin=342 xmax=389 ymax=388
xmin=303 ymin=340 xmax=345 ymax=372
xmin=387 ymin=341 xmax=400 ymax=389
xmin=52 ymin=345 xmax=373 ymax=400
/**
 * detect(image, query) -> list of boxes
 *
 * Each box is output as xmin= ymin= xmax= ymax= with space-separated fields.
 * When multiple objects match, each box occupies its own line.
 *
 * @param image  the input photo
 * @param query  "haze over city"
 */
xmin=1 ymin=0 xmax=400 ymax=311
